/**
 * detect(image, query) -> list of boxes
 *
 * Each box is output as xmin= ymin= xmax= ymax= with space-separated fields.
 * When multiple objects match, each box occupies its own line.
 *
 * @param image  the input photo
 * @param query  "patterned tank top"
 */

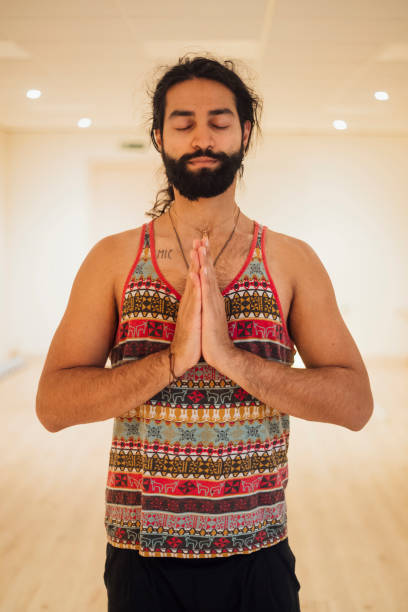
xmin=104 ymin=219 xmax=297 ymax=559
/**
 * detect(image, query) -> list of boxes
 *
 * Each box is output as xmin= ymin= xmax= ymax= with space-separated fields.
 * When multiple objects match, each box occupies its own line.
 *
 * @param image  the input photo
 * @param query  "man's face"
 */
xmin=154 ymin=78 xmax=251 ymax=202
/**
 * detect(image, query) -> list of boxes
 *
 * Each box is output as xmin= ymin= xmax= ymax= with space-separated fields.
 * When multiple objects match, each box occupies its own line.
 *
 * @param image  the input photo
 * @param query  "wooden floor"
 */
xmin=0 ymin=355 xmax=407 ymax=611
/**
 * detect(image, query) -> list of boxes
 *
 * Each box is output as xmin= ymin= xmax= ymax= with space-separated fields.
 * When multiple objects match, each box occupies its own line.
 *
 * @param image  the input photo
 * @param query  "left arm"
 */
xmin=198 ymin=237 xmax=374 ymax=432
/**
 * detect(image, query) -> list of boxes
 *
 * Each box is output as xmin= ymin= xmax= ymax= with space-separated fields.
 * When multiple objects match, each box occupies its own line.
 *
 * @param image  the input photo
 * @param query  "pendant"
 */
xmin=201 ymin=229 xmax=209 ymax=239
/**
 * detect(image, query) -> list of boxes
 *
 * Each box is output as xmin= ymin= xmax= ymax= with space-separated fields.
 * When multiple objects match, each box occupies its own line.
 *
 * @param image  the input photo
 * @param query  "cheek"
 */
xmin=225 ymin=132 xmax=244 ymax=153
xmin=161 ymin=133 xmax=185 ymax=157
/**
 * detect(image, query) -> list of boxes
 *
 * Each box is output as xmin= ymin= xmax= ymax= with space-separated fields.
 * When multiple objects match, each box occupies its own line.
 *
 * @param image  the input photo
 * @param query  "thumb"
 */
xmin=188 ymin=248 xmax=201 ymax=290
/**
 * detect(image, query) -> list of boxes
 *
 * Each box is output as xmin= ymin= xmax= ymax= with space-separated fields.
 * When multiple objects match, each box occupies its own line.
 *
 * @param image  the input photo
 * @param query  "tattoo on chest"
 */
xmin=156 ymin=248 xmax=173 ymax=259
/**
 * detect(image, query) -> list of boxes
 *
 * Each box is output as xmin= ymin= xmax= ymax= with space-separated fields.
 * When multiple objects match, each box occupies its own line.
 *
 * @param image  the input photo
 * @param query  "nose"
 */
xmin=190 ymin=124 xmax=216 ymax=152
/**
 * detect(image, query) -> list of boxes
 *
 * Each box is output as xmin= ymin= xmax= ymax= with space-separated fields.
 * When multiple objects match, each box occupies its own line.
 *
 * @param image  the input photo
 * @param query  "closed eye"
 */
xmin=175 ymin=125 xmax=229 ymax=131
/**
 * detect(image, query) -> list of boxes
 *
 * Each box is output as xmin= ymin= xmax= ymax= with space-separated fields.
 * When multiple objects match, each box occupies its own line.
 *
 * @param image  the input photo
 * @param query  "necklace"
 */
xmin=168 ymin=206 xmax=241 ymax=269
xmin=171 ymin=204 xmax=239 ymax=240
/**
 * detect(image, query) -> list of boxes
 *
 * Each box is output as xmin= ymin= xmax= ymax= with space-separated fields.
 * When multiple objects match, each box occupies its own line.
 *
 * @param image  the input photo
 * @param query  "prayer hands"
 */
xmin=197 ymin=236 xmax=235 ymax=371
xmin=170 ymin=236 xmax=235 ymax=377
xmin=169 ymin=243 xmax=202 ymax=377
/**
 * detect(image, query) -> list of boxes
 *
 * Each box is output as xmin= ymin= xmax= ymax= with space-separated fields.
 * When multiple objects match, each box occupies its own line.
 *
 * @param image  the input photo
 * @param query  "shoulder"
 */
xmin=83 ymin=224 xmax=147 ymax=302
xmin=87 ymin=224 xmax=148 ymax=279
xmin=106 ymin=224 xmax=150 ymax=307
xmin=263 ymin=225 xmax=311 ymax=257
xmin=262 ymin=226 xmax=317 ymax=286
xmin=96 ymin=224 xmax=146 ymax=256
xmin=262 ymin=226 xmax=336 ymax=319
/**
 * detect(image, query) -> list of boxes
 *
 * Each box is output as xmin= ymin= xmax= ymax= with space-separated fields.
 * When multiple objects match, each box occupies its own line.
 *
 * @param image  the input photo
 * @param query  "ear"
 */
xmin=154 ymin=129 xmax=162 ymax=151
xmin=243 ymin=120 xmax=252 ymax=150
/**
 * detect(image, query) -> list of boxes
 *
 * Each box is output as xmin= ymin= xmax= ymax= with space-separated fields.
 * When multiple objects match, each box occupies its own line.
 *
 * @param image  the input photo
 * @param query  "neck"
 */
xmin=170 ymin=180 xmax=238 ymax=235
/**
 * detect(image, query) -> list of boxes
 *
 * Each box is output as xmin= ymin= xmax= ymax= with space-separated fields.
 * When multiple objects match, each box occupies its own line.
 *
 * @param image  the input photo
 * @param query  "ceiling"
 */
xmin=0 ymin=0 xmax=408 ymax=139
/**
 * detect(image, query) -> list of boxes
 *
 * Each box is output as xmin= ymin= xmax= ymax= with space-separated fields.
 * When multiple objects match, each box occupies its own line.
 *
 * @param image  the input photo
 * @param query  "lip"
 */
xmin=189 ymin=157 xmax=219 ymax=165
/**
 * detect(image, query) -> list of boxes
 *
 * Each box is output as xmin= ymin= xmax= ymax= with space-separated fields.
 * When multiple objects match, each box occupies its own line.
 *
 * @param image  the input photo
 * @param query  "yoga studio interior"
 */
xmin=0 ymin=1 xmax=407 ymax=610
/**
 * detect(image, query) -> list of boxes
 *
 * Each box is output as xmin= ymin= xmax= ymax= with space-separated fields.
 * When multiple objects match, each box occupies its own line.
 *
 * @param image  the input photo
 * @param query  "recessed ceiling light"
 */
xmin=332 ymin=120 xmax=347 ymax=130
xmin=77 ymin=118 xmax=92 ymax=128
xmin=374 ymin=91 xmax=389 ymax=100
xmin=26 ymin=89 xmax=41 ymax=99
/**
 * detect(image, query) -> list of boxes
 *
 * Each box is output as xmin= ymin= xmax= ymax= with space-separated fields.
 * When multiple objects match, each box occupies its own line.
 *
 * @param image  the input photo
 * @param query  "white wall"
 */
xmin=241 ymin=134 xmax=408 ymax=359
xmin=4 ymin=130 xmax=408 ymax=359
xmin=5 ymin=131 xmax=149 ymax=360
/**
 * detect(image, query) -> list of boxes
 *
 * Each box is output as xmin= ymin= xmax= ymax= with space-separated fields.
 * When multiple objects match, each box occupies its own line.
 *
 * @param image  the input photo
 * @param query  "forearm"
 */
xmin=217 ymin=346 xmax=373 ymax=431
xmin=36 ymin=347 xmax=173 ymax=433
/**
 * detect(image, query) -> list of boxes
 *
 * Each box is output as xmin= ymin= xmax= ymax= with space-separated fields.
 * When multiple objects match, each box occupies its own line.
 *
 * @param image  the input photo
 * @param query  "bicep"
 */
xmin=289 ymin=240 xmax=367 ymax=374
xmin=40 ymin=236 xmax=118 ymax=377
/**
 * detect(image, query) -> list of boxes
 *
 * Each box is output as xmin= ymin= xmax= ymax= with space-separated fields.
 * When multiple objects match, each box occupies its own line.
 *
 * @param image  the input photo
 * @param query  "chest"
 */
xmin=113 ymin=227 xmax=295 ymax=335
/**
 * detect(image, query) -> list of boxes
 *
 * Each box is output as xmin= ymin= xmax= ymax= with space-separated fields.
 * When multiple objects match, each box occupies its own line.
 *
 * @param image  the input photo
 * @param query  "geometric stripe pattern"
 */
xmin=105 ymin=219 xmax=297 ymax=558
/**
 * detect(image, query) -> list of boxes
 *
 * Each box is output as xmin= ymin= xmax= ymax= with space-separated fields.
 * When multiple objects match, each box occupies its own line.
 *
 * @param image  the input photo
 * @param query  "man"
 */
xmin=36 ymin=55 xmax=373 ymax=612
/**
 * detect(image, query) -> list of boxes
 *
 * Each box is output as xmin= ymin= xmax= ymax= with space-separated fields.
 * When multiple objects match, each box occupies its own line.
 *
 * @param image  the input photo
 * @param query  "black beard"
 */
xmin=160 ymin=140 xmax=245 ymax=202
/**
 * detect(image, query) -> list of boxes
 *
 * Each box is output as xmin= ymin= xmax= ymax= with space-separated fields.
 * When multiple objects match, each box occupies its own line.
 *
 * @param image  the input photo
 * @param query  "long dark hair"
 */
xmin=144 ymin=52 xmax=263 ymax=219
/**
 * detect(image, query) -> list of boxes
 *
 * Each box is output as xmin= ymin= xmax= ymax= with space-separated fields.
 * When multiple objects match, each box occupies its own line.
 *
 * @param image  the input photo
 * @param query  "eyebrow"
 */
xmin=168 ymin=108 xmax=234 ymax=120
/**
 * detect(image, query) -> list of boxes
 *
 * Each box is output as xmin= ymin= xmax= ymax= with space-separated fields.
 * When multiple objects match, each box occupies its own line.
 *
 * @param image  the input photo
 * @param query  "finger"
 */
xmin=198 ymin=244 xmax=216 ymax=284
xmin=199 ymin=258 xmax=209 ymax=294
xmin=189 ymin=249 xmax=201 ymax=289
xmin=198 ymin=244 xmax=207 ymax=268
xmin=200 ymin=234 xmax=209 ymax=247
xmin=188 ymin=248 xmax=197 ymax=274
xmin=191 ymin=248 xmax=200 ymax=272
xmin=199 ymin=238 xmax=209 ymax=261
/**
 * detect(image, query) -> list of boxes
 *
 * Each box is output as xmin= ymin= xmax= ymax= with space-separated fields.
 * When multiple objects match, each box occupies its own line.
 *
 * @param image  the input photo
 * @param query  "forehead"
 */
xmin=164 ymin=78 xmax=237 ymax=119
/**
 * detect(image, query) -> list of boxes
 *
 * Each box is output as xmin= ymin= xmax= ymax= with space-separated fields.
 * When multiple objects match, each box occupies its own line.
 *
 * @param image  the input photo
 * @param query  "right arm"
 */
xmin=35 ymin=234 xmax=201 ymax=433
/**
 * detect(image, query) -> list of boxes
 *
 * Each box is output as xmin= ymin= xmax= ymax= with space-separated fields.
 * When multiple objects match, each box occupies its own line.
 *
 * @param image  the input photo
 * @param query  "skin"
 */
xmin=36 ymin=77 xmax=374 ymax=433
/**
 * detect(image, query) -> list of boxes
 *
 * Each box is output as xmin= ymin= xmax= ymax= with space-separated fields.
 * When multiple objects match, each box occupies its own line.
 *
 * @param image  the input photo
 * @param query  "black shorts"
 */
xmin=103 ymin=537 xmax=301 ymax=612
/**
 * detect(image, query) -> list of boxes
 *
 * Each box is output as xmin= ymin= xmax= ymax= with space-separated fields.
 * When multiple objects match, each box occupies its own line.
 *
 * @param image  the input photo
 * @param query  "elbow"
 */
xmin=44 ymin=421 xmax=61 ymax=434
xmin=348 ymin=389 xmax=374 ymax=432
xmin=35 ymin=393 xmax=61 ymax=433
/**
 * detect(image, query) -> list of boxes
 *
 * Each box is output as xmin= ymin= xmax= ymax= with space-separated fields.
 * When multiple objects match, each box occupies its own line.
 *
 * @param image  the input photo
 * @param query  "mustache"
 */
xmin=185 ymin=152 xmax=223 ymax=162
